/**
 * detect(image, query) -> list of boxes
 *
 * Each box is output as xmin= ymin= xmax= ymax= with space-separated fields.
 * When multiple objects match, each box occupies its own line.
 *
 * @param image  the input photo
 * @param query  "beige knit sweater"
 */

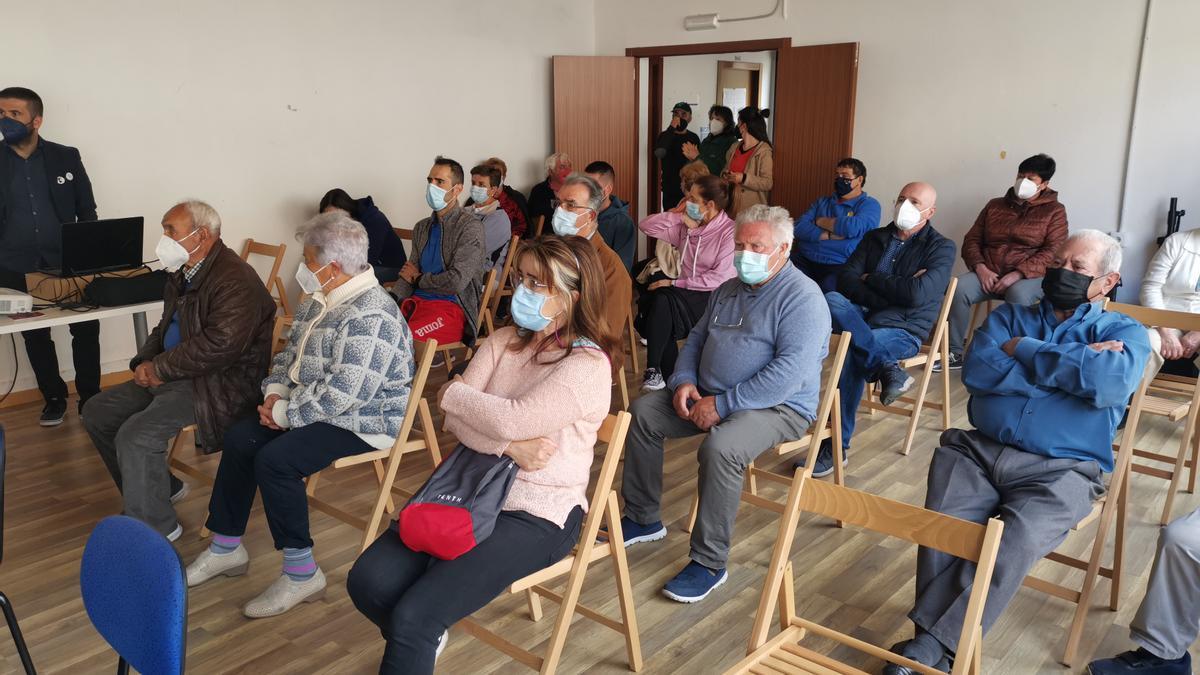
xmin=440 ymin=327 xmax=612 ymax=527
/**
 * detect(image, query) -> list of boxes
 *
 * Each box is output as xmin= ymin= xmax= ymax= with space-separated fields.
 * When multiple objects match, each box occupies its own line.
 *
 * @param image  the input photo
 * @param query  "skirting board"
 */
xmin=0 ymin=370 xmax=135 ymax=410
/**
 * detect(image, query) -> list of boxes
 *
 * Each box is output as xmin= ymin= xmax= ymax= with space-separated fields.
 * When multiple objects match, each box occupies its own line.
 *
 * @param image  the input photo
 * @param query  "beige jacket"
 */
xmin=724 ymin=141 xmax=774 ymax=217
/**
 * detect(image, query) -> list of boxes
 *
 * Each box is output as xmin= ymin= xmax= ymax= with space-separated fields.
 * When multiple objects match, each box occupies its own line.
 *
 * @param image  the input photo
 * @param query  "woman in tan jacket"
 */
xmin=722 ymin=107 xmax=774 ymax=217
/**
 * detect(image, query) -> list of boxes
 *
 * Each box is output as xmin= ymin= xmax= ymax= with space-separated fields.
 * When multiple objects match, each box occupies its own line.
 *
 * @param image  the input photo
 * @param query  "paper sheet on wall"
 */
xmin=723 ymin=88 xmax=747 ymax=113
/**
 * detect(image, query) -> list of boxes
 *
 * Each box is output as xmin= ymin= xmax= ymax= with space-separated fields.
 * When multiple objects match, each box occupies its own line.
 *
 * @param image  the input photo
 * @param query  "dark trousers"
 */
xmin=0 ymin=267 xmax=100 ymax=403
xmin=206 ymin=418 xmax=375 ymax=550
xmin=348 ymin=507 xmax=583 ymax=675
xmin=825 ymin=291 xmax=922 ymax=447
xmin=640 ymin=287 xmax=708 ymax=376
xmin=792 ymin=256 xmax=843 ymax=294
xmin=911 ymin=429 xmax=1103 ymax=651
xmin=373 ymin=266 xmax=402 ymax=284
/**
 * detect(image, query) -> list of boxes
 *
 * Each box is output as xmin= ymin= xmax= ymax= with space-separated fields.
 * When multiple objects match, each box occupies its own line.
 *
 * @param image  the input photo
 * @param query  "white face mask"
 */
xmin=708 ymin=119 xmax=725 ymax=135
xmin=155 ymin=228 xmax=201 ymax=272
xmin=295 ymin=261 xmax=331 ymax=294
xmin=1014 ymin=177 xmax=1038 ymax=200
xmin=894 ymin=199 xmax=926 ymax=231
xmin=470 ymin=185 xmax=491 ymax=204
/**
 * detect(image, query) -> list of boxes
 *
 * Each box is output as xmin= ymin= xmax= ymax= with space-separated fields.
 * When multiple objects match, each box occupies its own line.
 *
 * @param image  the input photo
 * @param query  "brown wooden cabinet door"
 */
xmin=552 ymin=56 xmax=638 ymax=218
xmin=772 ymin=43 xmax=859 ymax=220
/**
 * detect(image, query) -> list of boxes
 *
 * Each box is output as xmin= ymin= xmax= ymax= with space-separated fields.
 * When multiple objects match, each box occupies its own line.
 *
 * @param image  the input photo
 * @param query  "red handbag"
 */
xmin=400 ymin=296 xmax=466 ymax=343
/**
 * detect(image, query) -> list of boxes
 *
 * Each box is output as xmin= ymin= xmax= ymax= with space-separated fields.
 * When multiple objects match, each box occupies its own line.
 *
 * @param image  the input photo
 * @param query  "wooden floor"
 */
xmin=1 ymin=358 xmax=1199 ymax=674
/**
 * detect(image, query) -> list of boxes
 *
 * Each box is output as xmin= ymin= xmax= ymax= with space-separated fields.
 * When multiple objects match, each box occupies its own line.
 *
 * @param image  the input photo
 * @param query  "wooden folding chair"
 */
xmin=964 ymin=299 xmax=996 ymax=350
xmin=488 ymin=234 xmax=521 ymax=320
xmin=240 ymin=239 xmax=292 ymax=315
xmin=730 ymin=453 xmax=1004 ymax=674
xmin=616 ymin=307 xmax=642 ymax=411
xmin=682 ymin=332 xmax=852 ymax=532
xmin=455 ymin=412 xmax=642 ymax=674
xmin=861 ymin=276 xmax=958 ymax=456
xmin=305 ymin=338 xmax=443 ymax=552
xmin=1021 ymin=366 xmax=1152 ymax=667
xmin=430 ymin=269 xmax=498 ymax=375
xmin=533 ymin=215 xmax=545 ymax=238
xmin=1108 ymin=302 xmax=1200 ymax=525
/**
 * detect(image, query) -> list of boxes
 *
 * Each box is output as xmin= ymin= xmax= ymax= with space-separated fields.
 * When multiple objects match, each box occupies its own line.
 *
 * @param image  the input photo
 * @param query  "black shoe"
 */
xmin=1088 ymin=648 xmax=1191 ymax=674
xmin=794 ymin=439 xmax=847 ymax=478
xmin=880 ymin=364 xmax=915 ymax=406
xmin=932 ymin=352 xmax=963 ymax=372
xmin=882 ymin=637 xmax=951 ymax=674
xmin=40 ymin=398 xmax=68 ymax=427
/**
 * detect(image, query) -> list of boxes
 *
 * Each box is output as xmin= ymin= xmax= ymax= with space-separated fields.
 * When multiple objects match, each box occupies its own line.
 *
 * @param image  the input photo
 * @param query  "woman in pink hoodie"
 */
xmin=636 ymin=174 xmax=736 ymax=391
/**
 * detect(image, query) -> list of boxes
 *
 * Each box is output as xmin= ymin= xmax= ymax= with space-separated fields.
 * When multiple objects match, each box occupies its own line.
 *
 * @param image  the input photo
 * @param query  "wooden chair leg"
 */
xmin=972 ymin=624 xmax=983 ymax=674
xmin=526 ymin=588 xmax=543 ymax=621
xmin=1161 ymin=425 xmax=1190 ymax=525
xmin=901 ymin=359 xmax=936 ymax=456
xmin=1111 ymin=475 xmax=1129 ymax=611
xmin=1189 ymin=426 xmax=1200 ymax=494
xmin=419 ymin=399 xmax=443 ymax=465
xmin=831 ymin=391 xmax=845 ymax=528
xmin=940 ymin=331 xmax=952 ymax=429
xmin=1061 ymin=482 xmax=1123 ymax=666
xmin=626 ymin=311 xmax=641 ymax=375
xmin=778 ymin=561 xmax=795 ymax=632
xmin=372 ymin=460 xmax=396 ymax=513
xmin=682 ymin=491 xmax=700 ymax=534
xmin=747 ymin=464 xmax=809 ymax=651
xmin=199 ymin=524 xmax=211 ymax=538
xmin=306 ymin=472 xmax=321 ymax=497
xmin=606 ymin=492 xmax=643 ymax=672
xmin=618 ymin=369 xmax=630 ymax=411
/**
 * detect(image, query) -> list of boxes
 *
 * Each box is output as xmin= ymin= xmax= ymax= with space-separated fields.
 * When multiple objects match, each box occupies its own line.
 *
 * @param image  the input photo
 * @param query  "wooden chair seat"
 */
xmin=456 ymin=412 xmax=642 ymax=674
xmin=860 ymin=277 xmax=958 ymax=456
xmin=1141 ymin=393 xmax=1191 ymax=421
xmin=427 ymin=269 xmax=498 ymax=376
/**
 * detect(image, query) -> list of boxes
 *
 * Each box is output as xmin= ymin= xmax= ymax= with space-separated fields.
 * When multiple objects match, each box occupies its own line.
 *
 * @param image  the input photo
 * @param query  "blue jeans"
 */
xmin=825 ymin=292 xmax=922 ymax=448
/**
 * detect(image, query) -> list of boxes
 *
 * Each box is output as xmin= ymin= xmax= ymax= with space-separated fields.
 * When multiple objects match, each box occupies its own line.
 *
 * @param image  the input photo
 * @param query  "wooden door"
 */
xmin=552 ymin=56 xmax=639 ymax=219
xmin=772 ymin=43 xmax=859 ymax=220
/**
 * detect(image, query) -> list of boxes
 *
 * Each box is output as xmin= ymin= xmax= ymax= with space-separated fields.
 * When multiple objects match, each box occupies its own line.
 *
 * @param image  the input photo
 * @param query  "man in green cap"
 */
xmin=655 ymin=102 xmax=700 ymax=210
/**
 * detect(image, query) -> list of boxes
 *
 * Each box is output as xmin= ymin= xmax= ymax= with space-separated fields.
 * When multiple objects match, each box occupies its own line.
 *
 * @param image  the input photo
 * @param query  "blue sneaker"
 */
xmin=662 ymin=561 xmax=728 ymax=603
xmin=1088 ymin=648 xmax=1191 ymax=675
xmin=600 ymin=516 xmax=666 ymax=548
xmin=793 ymin=439 xmax=847 ymax=479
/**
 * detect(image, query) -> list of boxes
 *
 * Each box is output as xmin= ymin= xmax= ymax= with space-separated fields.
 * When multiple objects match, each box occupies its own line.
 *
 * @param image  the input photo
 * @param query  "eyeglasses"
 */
xmin=550 ymin=199 xmax=594 ymax=214
xmin=510 ymin=271 xmax=551 ymax=292
xmin=710 ymin=296 xmax=745 ymax=328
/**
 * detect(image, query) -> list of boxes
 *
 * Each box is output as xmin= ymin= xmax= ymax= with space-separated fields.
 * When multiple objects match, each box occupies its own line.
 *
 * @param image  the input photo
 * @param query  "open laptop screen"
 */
xmin=60 ymin=217 xmax=144 ymax=276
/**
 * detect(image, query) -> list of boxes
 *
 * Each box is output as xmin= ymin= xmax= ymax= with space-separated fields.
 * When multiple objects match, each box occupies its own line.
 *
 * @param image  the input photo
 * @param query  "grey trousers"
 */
xmin=911 ymin=428 xmax=1104 ymax=651
xmin=621 ymin=388 xmax=810 ymax=569
xmin=1130 ymin=506 xmax=1200 ymax=660
xmin=83 ymin=379 xmax=196 ymax=536
xmin=948 ymin=272 xmax=1044 ymax=355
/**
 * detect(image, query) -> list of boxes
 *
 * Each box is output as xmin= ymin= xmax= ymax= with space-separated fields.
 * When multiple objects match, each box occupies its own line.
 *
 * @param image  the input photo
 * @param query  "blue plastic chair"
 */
xmin=80 ymin=515 xmax=187 ymax=675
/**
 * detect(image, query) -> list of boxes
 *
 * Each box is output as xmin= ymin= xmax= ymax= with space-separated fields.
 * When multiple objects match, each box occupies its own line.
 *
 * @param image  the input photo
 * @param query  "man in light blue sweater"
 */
xmin=617 ymin=204 xmax=831 ymax=604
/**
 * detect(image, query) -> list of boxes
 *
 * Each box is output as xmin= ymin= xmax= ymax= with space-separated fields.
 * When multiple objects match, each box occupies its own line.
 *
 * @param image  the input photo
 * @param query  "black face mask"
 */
xmin=834 ymin=176 xmax=855 ymax=197
xmin=1042 ymin=267 xmax=1095 ymax=311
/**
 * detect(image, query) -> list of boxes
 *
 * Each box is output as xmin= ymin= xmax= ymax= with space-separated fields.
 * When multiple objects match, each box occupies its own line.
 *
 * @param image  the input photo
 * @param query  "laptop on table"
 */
xmin=40 ymin=217 xmax=144 ymax=277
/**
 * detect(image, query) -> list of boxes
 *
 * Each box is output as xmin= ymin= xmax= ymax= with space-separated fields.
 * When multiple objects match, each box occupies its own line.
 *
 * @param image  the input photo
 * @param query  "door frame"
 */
xmin=625 ymin=39 xmax=792 ymax=216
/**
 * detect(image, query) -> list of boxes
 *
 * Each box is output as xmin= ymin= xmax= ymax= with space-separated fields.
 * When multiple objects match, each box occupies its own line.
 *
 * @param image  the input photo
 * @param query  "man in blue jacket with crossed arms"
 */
xmin=885 ymin=229 xmax=1151 ymax=674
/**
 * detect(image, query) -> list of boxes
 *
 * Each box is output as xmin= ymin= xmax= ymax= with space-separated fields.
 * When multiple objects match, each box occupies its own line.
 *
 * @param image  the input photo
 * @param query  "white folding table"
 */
xmin=0 ymin=301 xmax=162 ymax=349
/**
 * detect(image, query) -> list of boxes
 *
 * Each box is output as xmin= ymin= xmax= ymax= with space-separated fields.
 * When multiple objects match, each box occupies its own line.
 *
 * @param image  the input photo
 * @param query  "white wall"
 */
xmin=597 ymin=0 xmax=1176 ymax=298
xmin=1 ymin=0 xmax=595 ymax=394
xmin=1118 ymin=0 xmax=1200 ymax=300
xmin=661 ymin=50 xmax=774 ymax=137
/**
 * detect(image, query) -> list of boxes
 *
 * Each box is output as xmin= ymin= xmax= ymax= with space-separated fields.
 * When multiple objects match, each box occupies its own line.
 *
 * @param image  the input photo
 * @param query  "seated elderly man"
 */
xmin=186 ymin=212 xmax=414 ymax=618
xmin=391 ymin=156 xmax=485 ymax=346
xmin=551 ymin=172 xmax=632 ymax=339
xmin=616 ymin=204 xmax=830 ymax=603
xmin=1088 ymin=509 xmax=1198 ymax=675
xmin=83 ymin=200 xmax=276 ymax=540
xmin=885 ymin=230 xmax=1150 ymax=675
xmin=809 ymin=182 xmax=955 ymax=476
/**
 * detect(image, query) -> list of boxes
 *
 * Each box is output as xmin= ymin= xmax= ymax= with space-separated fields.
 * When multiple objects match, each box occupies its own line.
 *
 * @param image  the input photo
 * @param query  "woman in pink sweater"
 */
xmin=635 ymin=174 xmax=736 ymax=392
xmin=348 ymin=236 xmax=619 ymax=674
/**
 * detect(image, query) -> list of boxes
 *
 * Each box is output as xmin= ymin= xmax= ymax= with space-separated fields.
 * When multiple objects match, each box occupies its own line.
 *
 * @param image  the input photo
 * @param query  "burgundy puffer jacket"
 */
xmin=961 ymin=187 xmax=1068 ymax=279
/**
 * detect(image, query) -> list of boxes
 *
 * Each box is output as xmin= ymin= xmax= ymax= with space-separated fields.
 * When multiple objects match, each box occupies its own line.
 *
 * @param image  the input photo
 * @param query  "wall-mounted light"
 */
xmin=684 ymin=0 xmax=784 ymax=31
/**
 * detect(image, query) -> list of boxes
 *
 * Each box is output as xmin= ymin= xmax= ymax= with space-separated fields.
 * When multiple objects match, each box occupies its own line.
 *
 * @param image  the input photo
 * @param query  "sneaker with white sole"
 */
xmin=641 ymin=368 xmax=665 ymax=391
xmin=436 ymin=630 xmax=449 ymax=660
xmin=169 ymin=477 xmax=189 ymax=504
xmin=600 ymin=516 xmax=667 ymax=548
xmin=932 ymin=352 xmax=963 ymax=372
xmin=879 ymin=363 xmax=915 ymax=406
xmin=662 ymin=561 xmax=728 ymax=603
xmin=243 ymin=569 xmax=327 ymax=618
xmin=186 ymin=544 xmax=250 ymax=587
xmin=166 ymin=522 xmax=183 ymax=542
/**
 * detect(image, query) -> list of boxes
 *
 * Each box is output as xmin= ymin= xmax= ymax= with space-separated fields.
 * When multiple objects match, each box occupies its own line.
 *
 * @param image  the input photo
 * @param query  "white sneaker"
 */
xmin=186 ymin=544 xmax=250 ymax=587
xmin=243 ymin=569 xmax=327 ymax=619
xmin=166 ymin=522 xmax=183 ymax=542
xmin=436 ymin=630 xmax=449 ymax=661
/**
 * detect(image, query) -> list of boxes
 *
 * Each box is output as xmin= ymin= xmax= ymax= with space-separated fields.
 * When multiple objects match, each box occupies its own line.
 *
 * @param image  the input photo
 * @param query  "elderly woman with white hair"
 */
xmin=185 ymin=212 xmax=414 ymax=619
xmin=617 ymin=203 xmax=830 ymax=603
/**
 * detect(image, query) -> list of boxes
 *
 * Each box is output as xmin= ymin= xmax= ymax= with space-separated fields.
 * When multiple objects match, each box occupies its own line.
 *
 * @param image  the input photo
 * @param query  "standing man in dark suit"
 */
xmin=0 ymin=87 xmax=99 ymax=425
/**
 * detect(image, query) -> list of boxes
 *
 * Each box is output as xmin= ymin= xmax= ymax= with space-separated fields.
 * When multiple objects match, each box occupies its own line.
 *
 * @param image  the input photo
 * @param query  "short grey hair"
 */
xmin=297 ymin=212 xmax=370 ymax=274
xmin=561 ymin=173 xmax=604 ymax=212
xmin=736 ymin=204 xmax=794 ymax=250
xmin=544 ymin=152 xmax=570 ymax=173
xmin=1067 ymin=228 xmax=1123 ymax=276
xmin=175 ymin=199 xmax=221 ymax=235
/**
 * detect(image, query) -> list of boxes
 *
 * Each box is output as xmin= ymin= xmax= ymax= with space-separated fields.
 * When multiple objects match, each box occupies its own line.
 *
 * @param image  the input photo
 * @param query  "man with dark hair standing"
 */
xmin=942 ymin=153 xmax=1068 ymax=370
xmin=791 ymin=157 xmax=882 ymax=292
xmin=584 ymin=160 xmax=636 ymax=272
xmin=0 ymin=86 xmax=99 ymax=425
xmin=655 ymin=102 xmax=700 ymax=210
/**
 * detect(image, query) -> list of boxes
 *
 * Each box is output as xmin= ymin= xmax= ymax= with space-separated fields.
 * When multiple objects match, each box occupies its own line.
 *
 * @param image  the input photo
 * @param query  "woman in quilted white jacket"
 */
xmin=1142 ymin=227 xmax=1200 ymax=376
xmin=185 ymin=212 xmax=414 ymax=618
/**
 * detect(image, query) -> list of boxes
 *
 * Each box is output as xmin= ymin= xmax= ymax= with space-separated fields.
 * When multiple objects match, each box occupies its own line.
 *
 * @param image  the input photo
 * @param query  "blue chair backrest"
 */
xmin=80 ymin=515 xmax=187 ymax=675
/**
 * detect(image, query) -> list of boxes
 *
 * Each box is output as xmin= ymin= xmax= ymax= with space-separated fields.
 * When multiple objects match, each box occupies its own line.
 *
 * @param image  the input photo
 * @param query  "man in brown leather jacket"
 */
xmin=83 ymin=200 xmax=276 ymax=540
